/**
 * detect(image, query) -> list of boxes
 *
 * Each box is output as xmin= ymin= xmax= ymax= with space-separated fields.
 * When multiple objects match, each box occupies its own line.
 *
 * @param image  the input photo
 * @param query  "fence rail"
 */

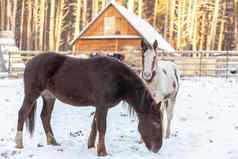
xmin=5 ymin=50 xmax=238 ymax=78
xmin=157 ymin=51 xmax=238 ymax=78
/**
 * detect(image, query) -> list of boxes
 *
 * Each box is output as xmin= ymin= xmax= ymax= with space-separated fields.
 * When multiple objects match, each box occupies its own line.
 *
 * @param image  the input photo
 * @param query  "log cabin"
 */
xmin=71 ymin=1 xmax=174 ymax=61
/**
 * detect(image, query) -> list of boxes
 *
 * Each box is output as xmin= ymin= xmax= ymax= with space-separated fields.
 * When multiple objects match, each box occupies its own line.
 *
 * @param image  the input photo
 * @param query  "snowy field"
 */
xmin=0 ymin=77 xmax=238 ymax=159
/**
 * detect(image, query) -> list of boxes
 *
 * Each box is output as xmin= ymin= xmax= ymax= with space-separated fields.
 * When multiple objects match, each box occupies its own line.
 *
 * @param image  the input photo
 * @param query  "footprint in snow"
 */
xmin=37 ymin=143 xmax=44 ymax=147
xmin=4 ymin=99 xmax=10 ymax=102
xmin=0 ymin=150 xmax=20 ymax=158
xmin=228 ymin=104 xmax=235 ymax=108
xmin=208 ymin=116 xmax=214 ymax=120
xmin=57 ymin=148 xmax=64 ymax=152
xmin=180 ymin=117 xmax=187 ymax=122
xmin=70 ymin=130 xmax=84 ymax=137
xmin=234 ymin=126 xmax=238 ymax=131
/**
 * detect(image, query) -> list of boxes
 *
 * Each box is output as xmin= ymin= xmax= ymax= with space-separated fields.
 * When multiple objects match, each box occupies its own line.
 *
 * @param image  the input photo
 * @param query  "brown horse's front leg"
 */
xmin=88 ymin=114 xmax=97 ymax=148
xmin=96 ymin=110 xmax=108 ymax=156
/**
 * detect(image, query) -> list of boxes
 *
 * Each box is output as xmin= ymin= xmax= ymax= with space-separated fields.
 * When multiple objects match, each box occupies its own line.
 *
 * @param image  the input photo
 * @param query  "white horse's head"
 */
xmin=141 ymin=40 xmax=158 ymax=81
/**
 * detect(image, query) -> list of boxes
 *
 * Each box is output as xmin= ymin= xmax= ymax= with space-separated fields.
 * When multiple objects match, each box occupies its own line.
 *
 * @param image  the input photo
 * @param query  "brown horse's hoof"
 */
xmin=51 ymin=142 xmax=61 ymax=146
xmin=97 ymin=144 xmax=108 ymax=156
xmin=88 ymin=138 xmax=95 ymax=149
xmin=47 ymin=133 xmax=60 ymax=146
xmin=47 ymin=140 xmax=60 ymax=146
xmin=15 ymin=144 xmax=23 ymax=149
xmin=97 ymin=151 xmax=108 ymax=157
xmin=88 ymin=143 xmax=95 ymax=149
xmin=47 ymin=138 xmax=60 ymax=146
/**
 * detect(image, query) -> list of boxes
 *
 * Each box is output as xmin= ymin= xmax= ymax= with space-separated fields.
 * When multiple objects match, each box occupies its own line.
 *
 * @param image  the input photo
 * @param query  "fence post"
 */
xmin=199 ymin=51 xmax=202 ymax=78
xmin=8 ymin=51 xmax=11 ymax=76
xmin=226 ymin=51 xmax=229 ymax=79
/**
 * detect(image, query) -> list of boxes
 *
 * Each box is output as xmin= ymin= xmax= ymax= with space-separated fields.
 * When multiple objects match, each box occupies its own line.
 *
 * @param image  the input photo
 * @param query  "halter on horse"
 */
xmin=141 ymin=40 xmax=158 ymax=83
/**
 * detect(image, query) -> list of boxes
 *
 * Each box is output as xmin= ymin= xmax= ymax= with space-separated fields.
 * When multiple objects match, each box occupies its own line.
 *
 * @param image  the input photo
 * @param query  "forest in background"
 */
xmin=0 ymin=0 xmax=237 ymax=51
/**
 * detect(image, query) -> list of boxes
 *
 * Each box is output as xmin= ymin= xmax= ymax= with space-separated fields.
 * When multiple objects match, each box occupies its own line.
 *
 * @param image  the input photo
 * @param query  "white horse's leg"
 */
xmin=160 ymin=101 xmax=167 ymax=139
xmin=166 ymin=98 xmax=176 ymax=138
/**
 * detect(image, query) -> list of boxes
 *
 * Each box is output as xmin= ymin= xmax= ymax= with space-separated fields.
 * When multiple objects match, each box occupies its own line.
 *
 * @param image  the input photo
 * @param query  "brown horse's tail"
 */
xmin=26 ymin=101 xmax=37 ymax=136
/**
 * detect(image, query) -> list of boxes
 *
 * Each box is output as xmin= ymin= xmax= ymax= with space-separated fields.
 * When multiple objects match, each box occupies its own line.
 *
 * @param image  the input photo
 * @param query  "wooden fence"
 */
xmin=157 ymin=51 xmax=238 ymax=78
xmin=6 ymin=50 xmax=238 ymax=78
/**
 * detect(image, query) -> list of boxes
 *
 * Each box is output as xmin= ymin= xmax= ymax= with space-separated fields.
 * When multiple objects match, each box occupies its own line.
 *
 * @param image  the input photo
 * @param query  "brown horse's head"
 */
xmin=137 ymin=103 xmax=162 ymax=153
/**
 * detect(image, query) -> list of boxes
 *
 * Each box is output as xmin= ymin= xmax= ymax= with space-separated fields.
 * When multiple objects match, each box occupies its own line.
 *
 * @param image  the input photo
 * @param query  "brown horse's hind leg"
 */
xmin=88 ymin=114 xmax=97 ymax=148
xmin=15 ymin=95 xmax=38 ymax=148
xmin=95 ymin=109 xmax=108 ymax=156
xmin=41 ymin=92 xmax=59 ymax=146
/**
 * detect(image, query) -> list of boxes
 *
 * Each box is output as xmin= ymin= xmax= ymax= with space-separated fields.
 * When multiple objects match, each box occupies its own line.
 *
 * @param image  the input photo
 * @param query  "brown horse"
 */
xmin=15 ymin=53 xmax=162 ymax=156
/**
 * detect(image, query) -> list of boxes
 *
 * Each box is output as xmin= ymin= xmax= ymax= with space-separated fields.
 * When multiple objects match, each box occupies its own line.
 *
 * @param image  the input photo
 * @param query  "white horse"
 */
xmin=141 ymin=40 xmax=180 ymax=139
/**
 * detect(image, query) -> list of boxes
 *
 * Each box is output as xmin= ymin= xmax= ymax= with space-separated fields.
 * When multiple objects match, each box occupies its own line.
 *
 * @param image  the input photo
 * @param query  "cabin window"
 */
xmin=104 ymin=16 xmax=115 ymax=34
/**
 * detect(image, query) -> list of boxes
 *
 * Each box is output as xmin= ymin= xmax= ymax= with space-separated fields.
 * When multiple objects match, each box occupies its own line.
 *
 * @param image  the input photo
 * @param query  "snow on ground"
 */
xmin=0 ymin=77 xmax=238 ymax=159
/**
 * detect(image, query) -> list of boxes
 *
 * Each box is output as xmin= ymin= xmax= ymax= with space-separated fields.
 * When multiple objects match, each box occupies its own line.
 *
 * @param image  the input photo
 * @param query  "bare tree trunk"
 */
xmin=128 ymin=0 xmax=134 ymax=11
xmin=92 ymin=0 xmax=99 ymax=18
xmin=133 ymin=0 xmax=139 ymax=15
xmin=27 ymin=0 xmax=32 ymax=50
xmin=138 ymin=0 xmax=143 ymax=17
xmin=0 ymin=1 xmax=2 ymax=30
xmin=143 ymin=0 xmax=155 ymax=25
xmin=224 ymin=0 xmax=235 ymax=50
xmin=43 ymin=1 xmax=51 ymax=51
xmin=207 ymin=0 xmax=220 ymax=50
xmin=86 ymin=0 xmax=93 ymax=23
xmin=163 ymin=0 xmax=169 ymax=39
xmin=48 ymin=0 xmax=56 ymax=51
xmin=31 ymin=0 xmax=39 ymax=50
xmin=192 ymin=15 xmax=198 ymax=50
xmin=74 ymin=0 xmax=82 ymax=39
xmin=177 ymin=0 xmax=182 ymax=49
xmin=11 ymin=0 xmax=17 ymax=31
xmin=38 ymin=0 xmax=46 ymax=50
xmin=1 ymin=0 xmax=6 ymax=30
xmin=199 ymin=14 xmax=206 ymax=50
xmin=19 ymin=0 xmax=25 ymax=50
xmin=169 ymin=0 xmax=176 ymax=45
xmin=218 ymin=1 xmax=226 ymax=50
xmin=82 ymin=0 xmax=87 ymax=27
xmin=15 ymin=0 xmax=22 ymax=47
xmin=60 ymin=0 xmax=75 ymax=51
xmin=153 ymin=0 xmax=159 ymax=27
xmin=55 ymin=0 xmax=64 ymax=51
xmin=235 ymin=0 xmax=238 ymax=50
xmin=190 ymin=0 xmax=198 ymax=50
xmin=6 ymin=0 xmax=10 ymax=30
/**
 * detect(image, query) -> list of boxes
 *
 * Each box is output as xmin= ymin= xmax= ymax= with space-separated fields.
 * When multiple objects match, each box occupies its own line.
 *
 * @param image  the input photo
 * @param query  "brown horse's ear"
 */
xmin=153 ymin=40 xmax=158 ymax=50
xmin=141 ymin=40 xmax=148 ymax=53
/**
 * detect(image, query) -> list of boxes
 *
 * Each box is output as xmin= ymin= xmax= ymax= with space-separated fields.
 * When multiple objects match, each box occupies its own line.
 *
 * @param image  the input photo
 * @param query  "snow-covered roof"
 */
xmin=71 ymin=2 xmax=175 ymax=51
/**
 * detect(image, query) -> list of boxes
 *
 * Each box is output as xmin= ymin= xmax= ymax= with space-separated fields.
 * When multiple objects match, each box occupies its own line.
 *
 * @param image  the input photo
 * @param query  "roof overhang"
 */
xmin=80 ymin=35 xmax=141 ymax=40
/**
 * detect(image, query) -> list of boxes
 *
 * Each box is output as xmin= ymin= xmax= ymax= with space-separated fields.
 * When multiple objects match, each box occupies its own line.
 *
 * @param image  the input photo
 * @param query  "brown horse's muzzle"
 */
xmin=151 ymin=142 xmax=161 ymax=153
xmin=143 ymin=138 xmax=162 ymax=153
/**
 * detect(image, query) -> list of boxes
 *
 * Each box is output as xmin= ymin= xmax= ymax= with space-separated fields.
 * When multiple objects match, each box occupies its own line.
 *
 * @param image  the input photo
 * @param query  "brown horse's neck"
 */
xmin=126 ymin=83 xmax=154 ymax=115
